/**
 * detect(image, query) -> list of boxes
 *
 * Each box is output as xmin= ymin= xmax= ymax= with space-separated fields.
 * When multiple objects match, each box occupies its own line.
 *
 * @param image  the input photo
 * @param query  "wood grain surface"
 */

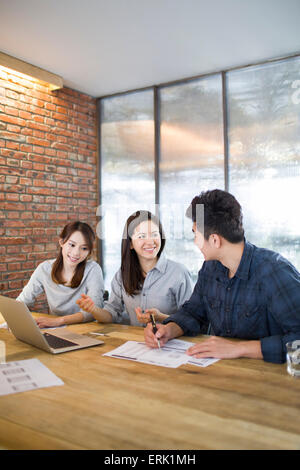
xmin=0 ymin=313 xmax=299 ymax=450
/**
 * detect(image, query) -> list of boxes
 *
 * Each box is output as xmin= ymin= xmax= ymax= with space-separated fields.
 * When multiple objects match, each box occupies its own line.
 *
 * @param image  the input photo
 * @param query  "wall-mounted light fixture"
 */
xmin=0 ymin=51 xmax=63 ymax=91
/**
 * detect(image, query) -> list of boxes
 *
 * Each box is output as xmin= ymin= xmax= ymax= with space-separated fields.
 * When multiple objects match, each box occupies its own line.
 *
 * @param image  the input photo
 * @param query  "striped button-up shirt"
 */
xmin=104 ymin=256 xmax=193 ymax=326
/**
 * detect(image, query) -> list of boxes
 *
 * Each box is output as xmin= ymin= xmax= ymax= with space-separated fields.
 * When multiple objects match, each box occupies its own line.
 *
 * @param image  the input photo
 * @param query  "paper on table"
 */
xmin=0 ymin=358 xmax=64 ymax=396
xmin=103 ymin=341 xmax=189 ymax=368
xmin=186 ymin=357 xmax=220 ymax=367
xmin=165 ymin=339 xmax=220 ymax=368
xmin=103 ymin=339 xmax=220 ymax=369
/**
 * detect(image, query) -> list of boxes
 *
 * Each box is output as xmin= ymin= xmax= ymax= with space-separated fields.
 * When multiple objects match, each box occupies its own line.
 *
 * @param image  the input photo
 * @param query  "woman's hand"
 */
xmin=135 ymin=307 xmax=151 ymax=324
xmin=36 ymin=316 xmax=64 ymax=328
xmin=135 ymin=307 xmax=168 ymax=324
xmin=76 ymin=293 xmax=96 ymax=314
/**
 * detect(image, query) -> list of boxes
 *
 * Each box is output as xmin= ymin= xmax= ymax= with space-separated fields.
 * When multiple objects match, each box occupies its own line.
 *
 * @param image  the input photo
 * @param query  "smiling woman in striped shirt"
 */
xmin=77 ymin=210 xmax=193 ymax=326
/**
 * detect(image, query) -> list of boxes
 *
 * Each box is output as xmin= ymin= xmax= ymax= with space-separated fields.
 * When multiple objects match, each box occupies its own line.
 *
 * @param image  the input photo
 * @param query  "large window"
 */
xmin=227 ymin=56 xmax=300 ymax=266
xmin=100 ymin=90 xmax=155 ymax=287
xmin=159 ymin=75 xmax=224 ymax=280
xmin=99 ymin=55 xmax=300 ymax=289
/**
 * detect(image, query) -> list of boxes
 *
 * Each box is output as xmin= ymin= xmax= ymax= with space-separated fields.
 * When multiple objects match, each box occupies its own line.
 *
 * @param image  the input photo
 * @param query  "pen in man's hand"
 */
xmin=150 ymin=313 xmax=161 ymax=349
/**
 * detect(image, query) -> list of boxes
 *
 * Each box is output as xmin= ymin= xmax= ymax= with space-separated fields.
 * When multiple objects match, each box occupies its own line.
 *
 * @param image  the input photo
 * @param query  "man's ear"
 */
xmin=209 ymin=233 xmax=221 ymax=248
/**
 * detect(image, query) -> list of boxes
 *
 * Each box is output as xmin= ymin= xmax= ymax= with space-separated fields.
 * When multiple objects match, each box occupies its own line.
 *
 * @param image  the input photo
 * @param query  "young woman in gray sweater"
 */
xmin=17 ymin=221 xmax=104 ymax=328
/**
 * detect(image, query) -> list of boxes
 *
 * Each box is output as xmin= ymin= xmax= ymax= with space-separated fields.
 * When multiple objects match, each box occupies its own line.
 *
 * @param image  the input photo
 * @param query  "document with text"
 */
xmin=103 ymin=339 xmax=220 ymax=369
xmin=0 ymin=358 xmax=64 ymax=396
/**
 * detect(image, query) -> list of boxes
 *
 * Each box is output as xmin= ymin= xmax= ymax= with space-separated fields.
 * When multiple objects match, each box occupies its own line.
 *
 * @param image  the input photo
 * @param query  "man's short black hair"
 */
xmin=186 ymin=189 xmax=244 ymax=243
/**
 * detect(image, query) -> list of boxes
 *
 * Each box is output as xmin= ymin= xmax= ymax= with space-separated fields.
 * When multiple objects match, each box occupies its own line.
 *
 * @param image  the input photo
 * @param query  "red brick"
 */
xmin=27 ymin=137 xmax=50 ymax=147
xmin=3 ymin=202 xmax=25 ymax=211
xmin=0 ymin=71 xmax=97 ymax=309
xmin=33 ymin=114 xmax=45 ymax=123
xmin=5 ymin=106 xmax=19 ymax=116
xmin=0 ymin=263 xmax=7 ymax=272
xmin=0 ymin=114 xmax=25 ymax=126
xmin=32 ymin=145 xmax=45 ymax=154
xmin=6 ymin=141 xmax=20 ymax=151
xmin=7 ymin=124 xmax=21 ymax=133
xmin=7 ymin=262 xmax=21 ymax=270
xmin=20 ymin=194 xmax=32 ymax=202
xmin=6 ymin=193 xmax=20 ymax=201
xmin=29 ymin=121 xmax=50 ymax=132
xmin=52 ymin=112 xmax=69 ymax=122
xmin=7 ymin=158 xmax=20 ymax=167
xmin=19 ymin=177 xmax=32 ymax=185
xmin=20 ymin=144 xmax=33 ymax=152
xmin=1 ymin=237 xmax=26 ymax=245
xmin=20 ymin=160 xmax=33 ymax=169
xmin=9 ymin=280 xmax=24 ymax=289
xmin=19 ymin=110 xmax=32 ymax=120
xmin=45 ymin=102 xmax=56 ymax=111
xmin=27 ymin=186 xmax=53 ymax=195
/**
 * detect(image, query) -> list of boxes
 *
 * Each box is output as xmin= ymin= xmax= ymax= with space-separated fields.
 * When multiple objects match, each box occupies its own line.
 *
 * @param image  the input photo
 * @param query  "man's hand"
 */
xmin=144 ymin=322 xmax=184 ymax=349
xmin=186 ymin=336 xmax=263 ymax=359
xmin=144 ymin=323 xmax=170 ymax=348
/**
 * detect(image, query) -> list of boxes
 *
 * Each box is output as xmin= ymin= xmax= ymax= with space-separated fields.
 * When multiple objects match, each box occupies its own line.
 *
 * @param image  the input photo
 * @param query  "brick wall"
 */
xmin=0 ymin=68 xmax=99 ymax=313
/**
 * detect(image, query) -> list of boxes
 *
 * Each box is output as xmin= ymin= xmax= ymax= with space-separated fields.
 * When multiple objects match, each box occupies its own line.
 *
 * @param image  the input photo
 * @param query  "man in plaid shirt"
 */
xmin=144 ymin=189 xmax=300 ymax=363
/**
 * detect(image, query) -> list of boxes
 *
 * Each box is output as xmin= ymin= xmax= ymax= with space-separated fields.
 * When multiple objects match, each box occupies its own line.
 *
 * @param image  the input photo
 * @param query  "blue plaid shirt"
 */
xmin=164 ymin=240 xmax=300 ymax=363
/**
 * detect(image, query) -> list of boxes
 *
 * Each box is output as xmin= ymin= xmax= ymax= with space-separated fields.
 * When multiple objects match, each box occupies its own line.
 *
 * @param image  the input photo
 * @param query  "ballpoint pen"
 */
xmin=150 ymin=313 xmax=161 ymax=349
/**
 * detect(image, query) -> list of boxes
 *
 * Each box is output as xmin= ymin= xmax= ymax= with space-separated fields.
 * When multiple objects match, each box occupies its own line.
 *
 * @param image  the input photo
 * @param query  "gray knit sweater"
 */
xmin=17 ymin=259 xmax=104 ymax=321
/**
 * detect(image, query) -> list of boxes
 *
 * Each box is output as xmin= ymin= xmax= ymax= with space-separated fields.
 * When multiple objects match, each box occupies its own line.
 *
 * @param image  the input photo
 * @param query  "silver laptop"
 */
xmin=0 ymin=295 xmax=103 ymax=354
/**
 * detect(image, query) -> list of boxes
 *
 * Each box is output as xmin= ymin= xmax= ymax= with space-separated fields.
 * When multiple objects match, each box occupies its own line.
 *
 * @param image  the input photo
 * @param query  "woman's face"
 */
xmin=130 ymin=220 xmax=161 ymax=262
xmin=60 ymin=230 xmax=90 ymax=269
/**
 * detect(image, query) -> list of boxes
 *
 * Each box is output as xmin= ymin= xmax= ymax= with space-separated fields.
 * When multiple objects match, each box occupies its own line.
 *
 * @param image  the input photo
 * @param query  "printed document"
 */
xmin=103 ymin=339 xmax=219 ymax=368
xmin=0 ymin=358 xmax=64 ymax=396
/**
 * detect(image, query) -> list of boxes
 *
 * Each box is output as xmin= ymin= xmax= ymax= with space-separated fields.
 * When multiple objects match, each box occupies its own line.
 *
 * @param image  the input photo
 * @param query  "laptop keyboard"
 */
xmin=43 ymin=333 xmax=78 ymax=349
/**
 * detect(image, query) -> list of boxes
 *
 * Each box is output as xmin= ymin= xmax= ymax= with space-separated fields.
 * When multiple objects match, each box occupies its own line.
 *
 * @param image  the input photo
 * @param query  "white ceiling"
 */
xmin=0 ymin=0 xmax=300 ymax=98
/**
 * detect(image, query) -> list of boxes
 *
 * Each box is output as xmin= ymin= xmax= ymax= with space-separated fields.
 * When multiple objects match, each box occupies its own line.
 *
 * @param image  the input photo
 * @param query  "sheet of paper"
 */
xmin=103 ymin=341 xmax=189 ymax=368
xmin=186 ymin=357 xmax=220 ymax=367
xmin=165 ymin=339 xmax=220 ymax=367
xmin=0 ymin=358 xmax=64 ymax=396
xmin=103 ymin=339 xmax=220 ymax=369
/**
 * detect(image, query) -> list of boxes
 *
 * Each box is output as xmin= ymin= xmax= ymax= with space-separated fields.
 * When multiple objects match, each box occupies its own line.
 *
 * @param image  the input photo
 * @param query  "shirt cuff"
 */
xmin=102 ymin=302 xmax=123 ymax=323
xmin=260 ymin=335 xmax=285 ymax=363
xmin=163 ymin=313 xmax=201 ymax=336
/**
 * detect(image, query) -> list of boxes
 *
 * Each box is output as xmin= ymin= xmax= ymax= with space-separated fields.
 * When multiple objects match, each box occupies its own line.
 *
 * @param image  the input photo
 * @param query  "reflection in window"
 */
xmin=227 ymin=57 xmax=300 ymax=269
xmin=100 ymin=90 xmax=155 ymax=288
xmin=159 ymin=75 xmax=224 ymax=281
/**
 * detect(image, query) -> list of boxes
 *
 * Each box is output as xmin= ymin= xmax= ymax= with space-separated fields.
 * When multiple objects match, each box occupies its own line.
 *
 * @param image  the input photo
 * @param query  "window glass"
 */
xmin=227 ymin=57 xmax=300 ymax=269
xmin=100 ymin=90 xmax=155 ymax=288
xmin=159 ymin=75 xmax=224 ymax=280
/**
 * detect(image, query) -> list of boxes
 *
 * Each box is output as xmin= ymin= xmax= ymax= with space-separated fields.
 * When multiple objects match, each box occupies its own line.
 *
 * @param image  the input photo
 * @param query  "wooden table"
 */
xmin=0 ymin=313 xmax=300 ymax=450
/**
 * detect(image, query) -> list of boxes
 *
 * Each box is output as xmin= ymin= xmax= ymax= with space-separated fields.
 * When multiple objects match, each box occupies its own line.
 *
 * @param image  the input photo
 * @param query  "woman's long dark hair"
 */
xmin=121 ymin=211 xmax=166 ymax=296
xmin=51 ymin=221 xmax=95 ymax=288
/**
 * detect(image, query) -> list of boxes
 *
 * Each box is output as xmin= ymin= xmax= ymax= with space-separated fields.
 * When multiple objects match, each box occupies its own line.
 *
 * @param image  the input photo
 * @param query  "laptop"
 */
xmin=0 ymin=295 xmax=104 ymax=354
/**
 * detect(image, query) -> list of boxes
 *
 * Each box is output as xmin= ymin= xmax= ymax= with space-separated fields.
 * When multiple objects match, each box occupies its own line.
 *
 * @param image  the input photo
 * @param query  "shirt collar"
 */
xmin=234 ymin=239 xmax=254 ymax=281
xmin=215 ymin=238 xmax=254 ymax=281
xmin=152 ymin=254 xmax=168 ymax=273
